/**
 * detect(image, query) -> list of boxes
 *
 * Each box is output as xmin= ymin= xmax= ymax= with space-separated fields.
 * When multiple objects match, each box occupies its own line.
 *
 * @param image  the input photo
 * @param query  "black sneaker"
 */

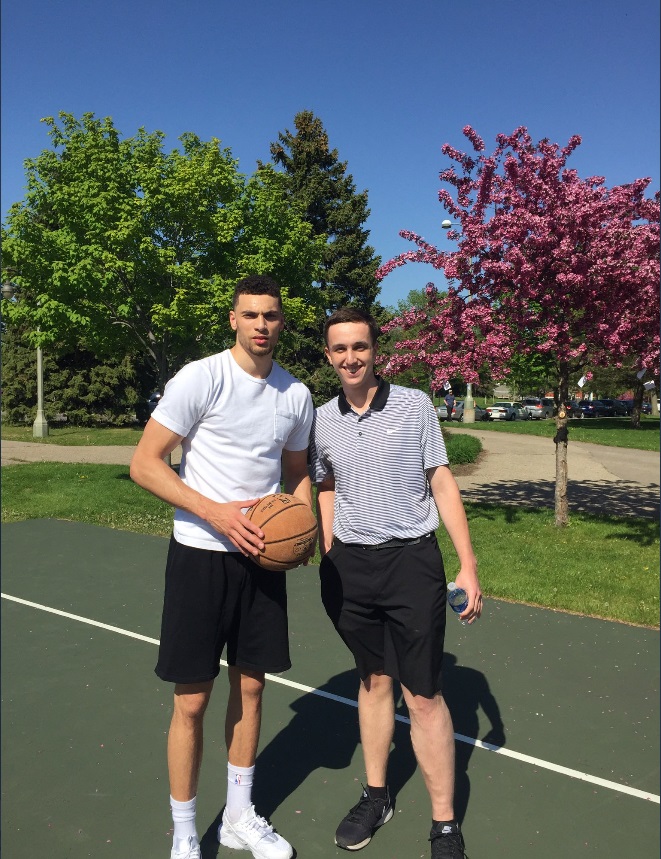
xmin=429 ymin=821 xmax=467 ymax=859
xmin=335 ymin=786 xmax=394 ymax=851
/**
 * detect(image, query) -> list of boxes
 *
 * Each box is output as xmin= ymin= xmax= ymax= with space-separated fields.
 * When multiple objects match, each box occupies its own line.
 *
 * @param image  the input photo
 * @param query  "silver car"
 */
xmin=522 ymin=397 xmax=554 ymax=420
xmin=486 ymin=401 xmax=530 ymax=421
xmin=450 ymin=400 xmax=489 ymax=422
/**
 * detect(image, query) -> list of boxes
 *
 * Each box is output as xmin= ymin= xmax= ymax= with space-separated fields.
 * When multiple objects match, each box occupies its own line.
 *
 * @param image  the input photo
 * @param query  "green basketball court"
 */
xmin=2 ymin=520 xmax=659 ymax=857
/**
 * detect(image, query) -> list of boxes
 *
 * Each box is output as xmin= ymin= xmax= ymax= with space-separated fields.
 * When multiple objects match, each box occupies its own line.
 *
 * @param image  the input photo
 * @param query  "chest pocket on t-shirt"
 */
xmin=274 ymin=410 xmax=297 ymax=444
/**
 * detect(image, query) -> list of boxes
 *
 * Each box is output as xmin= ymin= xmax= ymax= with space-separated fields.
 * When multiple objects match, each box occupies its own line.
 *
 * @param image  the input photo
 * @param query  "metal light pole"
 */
xmin=33 ymin=341 xmax=49 ymax=437
xmin=1 ymin=280 xmax=49 ymax=437
xmin=441 ymin=220 xmax=476 ymax=423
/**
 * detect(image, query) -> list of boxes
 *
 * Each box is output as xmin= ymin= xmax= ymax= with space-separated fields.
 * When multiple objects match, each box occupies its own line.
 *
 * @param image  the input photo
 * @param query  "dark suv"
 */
xmin=522 ymin=397 xmax=554 ymax=420
xmin=600 ymin=399 xmax=628 ymax=417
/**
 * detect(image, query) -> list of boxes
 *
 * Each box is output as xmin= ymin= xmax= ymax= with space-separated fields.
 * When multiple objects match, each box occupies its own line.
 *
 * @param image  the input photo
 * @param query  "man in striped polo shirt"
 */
xmin=310 ymin=308 xmax=482 ymax=859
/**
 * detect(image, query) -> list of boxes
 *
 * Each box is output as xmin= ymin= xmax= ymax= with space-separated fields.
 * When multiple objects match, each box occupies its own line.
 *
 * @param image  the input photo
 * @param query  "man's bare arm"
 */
xmin=281 ymin=448 xmax=313 ymax=508
xmin=428 ymin=464 xmax=482 ymax=623
xmin=129 ymin=418 xmax=265 ymax=556
xmin=315 ymin=476 xmax=335 ymax=555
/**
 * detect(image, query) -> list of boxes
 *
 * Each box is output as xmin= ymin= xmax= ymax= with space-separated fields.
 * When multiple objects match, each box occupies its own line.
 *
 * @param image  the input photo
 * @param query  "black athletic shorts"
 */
xmin=155 ymin=536 xmax=291 ymax=684
xmin=319 ymin=532 xmax=447 ymax=698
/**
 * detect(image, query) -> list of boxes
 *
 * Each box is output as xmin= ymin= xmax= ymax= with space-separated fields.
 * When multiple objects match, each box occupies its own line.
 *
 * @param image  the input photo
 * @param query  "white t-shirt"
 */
xmin=151 ymin=350 xmax=314 ymax=551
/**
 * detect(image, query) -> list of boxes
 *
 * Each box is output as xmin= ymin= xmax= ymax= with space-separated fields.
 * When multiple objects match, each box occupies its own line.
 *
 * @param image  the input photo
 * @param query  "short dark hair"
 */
xmin=233 ymin=274 xmax=282 ymax=309
xmin=323 ymin=307 xmax=380 ymax=346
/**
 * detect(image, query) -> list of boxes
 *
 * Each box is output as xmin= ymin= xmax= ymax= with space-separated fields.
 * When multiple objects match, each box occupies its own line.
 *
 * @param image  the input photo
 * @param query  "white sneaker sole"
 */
xmin=218 ymin=824 xmax=293 ymax=859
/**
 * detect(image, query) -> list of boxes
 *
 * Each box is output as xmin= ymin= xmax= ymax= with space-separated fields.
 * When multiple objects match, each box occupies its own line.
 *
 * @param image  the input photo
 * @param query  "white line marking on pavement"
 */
xmin=3 ymin=592 xmax=659 ymax=805
xmin=1 ymin=593 xmax=161 ymax=644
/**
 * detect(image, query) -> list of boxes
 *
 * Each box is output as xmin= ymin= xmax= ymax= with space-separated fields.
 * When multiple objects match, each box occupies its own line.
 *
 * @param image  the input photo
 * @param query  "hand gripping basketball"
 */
xmin=245 ymin=494 xmax=318 ymax=571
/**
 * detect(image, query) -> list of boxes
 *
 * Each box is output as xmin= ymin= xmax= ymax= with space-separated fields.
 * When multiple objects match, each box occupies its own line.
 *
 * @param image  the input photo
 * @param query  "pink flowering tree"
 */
xmin=378 ymin=127 xmax=660 ymax=526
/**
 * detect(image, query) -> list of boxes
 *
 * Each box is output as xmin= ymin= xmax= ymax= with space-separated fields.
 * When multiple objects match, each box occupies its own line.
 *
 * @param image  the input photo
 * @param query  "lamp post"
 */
xmin=441 ymin=220 xmax=476 ymax=423
xmin=1 ymin=280 xmax=49 ymax=437
xmin=33 ymin=342 xmax=49 ymax=437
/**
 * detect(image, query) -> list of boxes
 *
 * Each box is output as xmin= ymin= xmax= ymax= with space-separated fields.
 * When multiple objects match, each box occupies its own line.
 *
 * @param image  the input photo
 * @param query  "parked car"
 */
xmin=522 ymin=397 xmax=554 ymax=420
xmin=486 ymin=401 xmax=529 ymax=421
xmin=618 ymin=399 xmax=653 ymax=415
xmin=135 ymin=391 xmax=162 ymax=425
xmin=147 ymin=391 xmax=162 ymax=414
xmin=600 ymin=398 xmax=628 ymax=417
xmin=449 ymin=400 xmax=489 ymax=422
xmin=575 ymin=399 xmax=611 ymax=418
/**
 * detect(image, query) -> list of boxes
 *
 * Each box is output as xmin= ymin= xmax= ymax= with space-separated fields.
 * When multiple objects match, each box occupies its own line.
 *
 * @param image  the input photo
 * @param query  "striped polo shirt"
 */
xmin=310 ymin=378 xmax=449 ymax=544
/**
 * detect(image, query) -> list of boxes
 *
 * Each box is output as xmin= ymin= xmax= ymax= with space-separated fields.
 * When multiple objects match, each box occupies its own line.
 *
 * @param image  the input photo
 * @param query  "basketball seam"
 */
xmin=247 ymin=499 xmax=308 ymax=530
xmin=260 ymin=525 xmax=318 ymax=547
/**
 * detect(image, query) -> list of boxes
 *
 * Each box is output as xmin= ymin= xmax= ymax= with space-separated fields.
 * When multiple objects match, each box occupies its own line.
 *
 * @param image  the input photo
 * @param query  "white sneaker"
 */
xmin=218 ymin=805 xmax=293 ymax=859
xmin=170 ymin=836 xmax=201 ymax=859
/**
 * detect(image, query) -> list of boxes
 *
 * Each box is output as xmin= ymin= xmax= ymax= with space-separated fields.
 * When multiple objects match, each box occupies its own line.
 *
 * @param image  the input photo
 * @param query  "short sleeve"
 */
xmin=151 ymin=361 xmax=214 ymax=437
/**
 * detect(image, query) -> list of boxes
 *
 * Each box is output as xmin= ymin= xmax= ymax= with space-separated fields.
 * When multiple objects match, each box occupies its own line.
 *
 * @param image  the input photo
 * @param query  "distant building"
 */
xmin=493 ymin=383 xmax=512 ymax=399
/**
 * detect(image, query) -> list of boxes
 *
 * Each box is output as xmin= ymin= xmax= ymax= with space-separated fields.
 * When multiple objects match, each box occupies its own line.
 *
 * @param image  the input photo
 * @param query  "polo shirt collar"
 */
xmin=338 ymin=376 xmax=391 ymax=414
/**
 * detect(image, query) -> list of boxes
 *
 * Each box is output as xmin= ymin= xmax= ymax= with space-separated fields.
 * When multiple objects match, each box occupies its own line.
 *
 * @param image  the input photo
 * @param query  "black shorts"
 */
xmin=320 ymin=533 xmax=447 ymax=698
xmin=155 ymin=536 xmax=291 ymax=684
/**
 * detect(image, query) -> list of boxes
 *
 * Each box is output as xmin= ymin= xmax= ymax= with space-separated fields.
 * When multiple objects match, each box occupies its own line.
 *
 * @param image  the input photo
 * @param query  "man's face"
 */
xmin=324 ymin=321 xmax=377 ymax=389
xmin=230 ymin=293 xmax=284 ymax=358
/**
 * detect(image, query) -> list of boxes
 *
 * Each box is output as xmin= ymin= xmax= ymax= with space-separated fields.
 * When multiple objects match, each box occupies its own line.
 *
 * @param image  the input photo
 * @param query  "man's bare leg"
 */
xmin=225 ymin=666 xmax=265 ymax=766
xmin=358 ymin=673 xmax=395 ymax=786
xmin=168 ymin=681 xmax=214 ymax=800
xmin=401 ymin=686 xmax=456 ymax=821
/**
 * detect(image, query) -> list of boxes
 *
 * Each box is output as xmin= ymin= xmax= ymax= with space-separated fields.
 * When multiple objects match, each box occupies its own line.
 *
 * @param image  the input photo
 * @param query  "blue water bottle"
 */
xmin=447 ymin=582 xmax=468 ymax=626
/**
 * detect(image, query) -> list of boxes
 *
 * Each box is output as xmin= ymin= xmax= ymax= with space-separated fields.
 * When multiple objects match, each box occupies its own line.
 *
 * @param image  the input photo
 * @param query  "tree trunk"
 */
xmin=553 ymin=364 xmax=570 ymax=527
xmin=630 ymin=377 xmax=644 ymax=429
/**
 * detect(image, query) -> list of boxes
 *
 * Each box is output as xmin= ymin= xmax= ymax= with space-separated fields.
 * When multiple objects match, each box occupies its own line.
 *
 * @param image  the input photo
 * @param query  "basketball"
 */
xmin=246 ymin=493 xmax=318 ymax=571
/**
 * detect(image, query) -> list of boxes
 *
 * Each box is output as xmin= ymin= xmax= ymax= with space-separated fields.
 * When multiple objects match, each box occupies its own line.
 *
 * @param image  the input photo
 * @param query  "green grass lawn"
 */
xmin=0 ymin=425 xmax=145 ymax=445
xmin=445 ymin=416 xmax=660 ymax=451
xmin=3 ymin=416 xmax=659 ymax=452
xmin=2 ymin=461 xmax=658 ymax=628
xmin=1 ymin=424 xmax=484 ymax=467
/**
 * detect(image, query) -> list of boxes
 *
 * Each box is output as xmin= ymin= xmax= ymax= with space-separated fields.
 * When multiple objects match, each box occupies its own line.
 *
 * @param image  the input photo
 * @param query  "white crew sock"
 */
xmin=226 ymin=763 xmax=255 ymax=823
xmin=170 ymin=795 xmax=198 ymax=852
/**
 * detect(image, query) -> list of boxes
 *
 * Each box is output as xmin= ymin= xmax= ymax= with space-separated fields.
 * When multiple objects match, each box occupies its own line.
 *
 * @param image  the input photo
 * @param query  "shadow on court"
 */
xmin=252 ymin=658 xmax=505 ymax=821
xmin=459 ymin=478 xmax=660 ymax=520
xmin=201 ymin=661 xmax=504 ymax=857
xmin=2 ymin=520 xmax=659 ymax=859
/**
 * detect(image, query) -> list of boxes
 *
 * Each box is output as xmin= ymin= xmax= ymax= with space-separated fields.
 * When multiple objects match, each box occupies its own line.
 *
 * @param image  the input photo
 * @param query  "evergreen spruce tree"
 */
xmin=0 ymin=327 xmax=152 ymax=427
xmin=269 ymin=111 xmax=383 ymax=401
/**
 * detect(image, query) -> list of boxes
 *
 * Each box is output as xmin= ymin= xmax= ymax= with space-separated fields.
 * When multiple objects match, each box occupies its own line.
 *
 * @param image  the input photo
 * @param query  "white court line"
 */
xmin=3 ymin=592 xmax=659 ymax=805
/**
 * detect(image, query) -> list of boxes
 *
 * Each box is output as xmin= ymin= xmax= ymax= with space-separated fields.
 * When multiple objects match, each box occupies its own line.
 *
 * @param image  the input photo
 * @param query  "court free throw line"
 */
xmin=3 ymin=591 xmax=659 ymax=806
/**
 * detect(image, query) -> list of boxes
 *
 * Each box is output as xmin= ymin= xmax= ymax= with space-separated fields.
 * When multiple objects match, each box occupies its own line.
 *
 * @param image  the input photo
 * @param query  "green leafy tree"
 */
xmin=506 ymin=351 xmax=557 ymax=399
xmin=1 ymin=113 xmax=324 ymax=394
xmin=268 ymin=111 xmax=382 ymax=402
xmin=572 ymin=361 xmax=658 ymax=427
xmin=0 ymin=326 xmax=147 ymax=426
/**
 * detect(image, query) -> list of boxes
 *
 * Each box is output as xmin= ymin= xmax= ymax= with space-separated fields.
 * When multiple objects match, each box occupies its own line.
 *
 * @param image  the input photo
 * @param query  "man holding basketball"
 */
xmin=310 ymin=308 xmax=482 ymax=859
xmin=130 ymin=275 xmax=313 ymax=859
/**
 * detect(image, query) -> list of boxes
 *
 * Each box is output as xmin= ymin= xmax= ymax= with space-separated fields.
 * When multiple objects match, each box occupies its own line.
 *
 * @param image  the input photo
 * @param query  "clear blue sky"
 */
xmin=2 ymin=0 xmax=659 ymax=309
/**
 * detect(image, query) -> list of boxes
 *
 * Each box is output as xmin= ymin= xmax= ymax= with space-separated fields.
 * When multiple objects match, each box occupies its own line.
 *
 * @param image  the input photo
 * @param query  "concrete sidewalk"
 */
xmin=444 ymin=426 xmax=659 ymax=518
xmin=1 ymin=439 xmax=181 ymax=467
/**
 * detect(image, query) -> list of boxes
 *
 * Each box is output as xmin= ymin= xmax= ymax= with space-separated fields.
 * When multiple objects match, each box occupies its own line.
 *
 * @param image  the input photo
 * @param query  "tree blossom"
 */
xmin=377 ymin=126 xmax=660 ymax=525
